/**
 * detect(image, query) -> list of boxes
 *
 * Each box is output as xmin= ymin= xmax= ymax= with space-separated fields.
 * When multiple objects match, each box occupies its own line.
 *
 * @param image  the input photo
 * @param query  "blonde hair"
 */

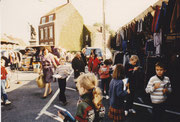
xmin=76 ymin=73 xmax=102 ymax=109
xmin=130 ymin=55 xmax=139 ymax=62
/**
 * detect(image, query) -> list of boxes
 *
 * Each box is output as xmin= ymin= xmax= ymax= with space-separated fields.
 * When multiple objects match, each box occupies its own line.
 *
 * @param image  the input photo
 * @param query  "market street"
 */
xmin=1 ymin=70 xmax=180 ymax=122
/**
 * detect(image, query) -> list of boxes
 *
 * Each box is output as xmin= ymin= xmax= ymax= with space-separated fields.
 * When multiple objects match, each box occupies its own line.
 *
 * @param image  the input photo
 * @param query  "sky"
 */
xmin=0 ymin=0 xmax=158 ymax=43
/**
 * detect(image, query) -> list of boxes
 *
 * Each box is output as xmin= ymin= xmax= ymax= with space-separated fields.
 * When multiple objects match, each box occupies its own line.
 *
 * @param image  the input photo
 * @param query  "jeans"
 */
xmin=1 ymin=79 xmax=8 ymax=102
xmin=101 ymin=77 xmax=110 ymax=95
xmin=58 ymin=78 xmax=66 ymax=103
xmin=152 ymin=102 xmax=166 ymax=122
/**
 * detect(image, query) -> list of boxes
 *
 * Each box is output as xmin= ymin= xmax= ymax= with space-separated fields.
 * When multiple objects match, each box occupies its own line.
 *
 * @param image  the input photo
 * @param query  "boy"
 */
xmin=124 ymin=55 xmax=140 ymax=116
xmin=146 ymin=62 xmax=171 ymax=122
xmin=1 ymin=58 xmax=11 ymax=105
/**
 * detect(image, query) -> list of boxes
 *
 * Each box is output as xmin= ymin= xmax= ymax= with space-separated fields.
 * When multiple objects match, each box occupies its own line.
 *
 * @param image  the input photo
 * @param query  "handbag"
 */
xmin=36 ymin=74 xmax=45 ymax=88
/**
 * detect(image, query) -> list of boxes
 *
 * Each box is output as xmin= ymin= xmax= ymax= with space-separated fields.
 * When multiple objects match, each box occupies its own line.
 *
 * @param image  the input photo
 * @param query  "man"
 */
xmin=72 ymin=52 xmax=85 ymax=79
xmin=81 ymin=48 xmax=87 ymax=66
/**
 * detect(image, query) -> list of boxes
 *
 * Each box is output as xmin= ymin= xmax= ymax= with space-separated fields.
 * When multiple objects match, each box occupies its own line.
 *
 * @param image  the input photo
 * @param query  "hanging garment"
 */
xmin=145 ymin=39 xmax=156 ymax=56
xmin=154 ymin=29 xmax=162 ymax=56
xmin=113 ymin=51 xmax=124 ymax=65
xmin=116 ymin=32 xmax=121 ymax=46
xmin=170 ymin=0 xmax=180 ymax=33
xmin=137 ymin=19 xmax=143 ymax=32
xmin=123 ymin=52 xmax=130 ymax=67
xmin=156 ymin=2 xmax=167 ymax=32
xmin=164 ymin=0 xmax=176 ymax=33
xmin=151 ymin=6 xmax=161 ymax=33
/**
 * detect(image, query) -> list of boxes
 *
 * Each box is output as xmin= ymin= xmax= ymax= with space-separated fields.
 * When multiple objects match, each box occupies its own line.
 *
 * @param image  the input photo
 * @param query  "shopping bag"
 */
xmin=36 ymin=74 xmax=45 ymax=88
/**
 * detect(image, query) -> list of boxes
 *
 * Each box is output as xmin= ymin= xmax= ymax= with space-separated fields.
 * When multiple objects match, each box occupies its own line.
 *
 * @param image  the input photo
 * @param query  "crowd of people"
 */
xmin=1 ymin=46 xmax=172 ymax=122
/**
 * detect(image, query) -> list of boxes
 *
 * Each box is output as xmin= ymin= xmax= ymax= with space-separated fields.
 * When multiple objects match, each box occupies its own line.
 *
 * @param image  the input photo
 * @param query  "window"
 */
xmin=44 ymin=27 xmax=48 ymax=40
xmin=49 ymin=15 xmax=54 ymax=22
xmin=42 ymin=17 xmax=46 ymax=24
xmin=49 ymin=26 xmax=53 ymax=39
xmin=40 ymin=28 xmax=44 ymax=40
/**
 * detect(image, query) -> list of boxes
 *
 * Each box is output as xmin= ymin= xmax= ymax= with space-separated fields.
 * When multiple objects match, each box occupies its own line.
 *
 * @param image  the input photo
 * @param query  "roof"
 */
xmin=44 ymin=4 xmax=67 ymax=16
xmin=1 ymin=34 xmax=28 ymax=46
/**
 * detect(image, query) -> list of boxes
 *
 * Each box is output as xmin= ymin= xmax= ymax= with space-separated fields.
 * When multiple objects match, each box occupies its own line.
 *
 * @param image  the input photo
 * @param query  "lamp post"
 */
xmin=102 ymin=0 xmax=106 ymax=60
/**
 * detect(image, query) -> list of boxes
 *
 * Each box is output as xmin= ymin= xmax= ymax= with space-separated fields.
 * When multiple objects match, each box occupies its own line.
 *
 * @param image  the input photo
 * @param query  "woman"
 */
xmin=40 ymin=48 xmax=57 ymax=98
xmin=88 ymin=52 xmax=101 ymax=75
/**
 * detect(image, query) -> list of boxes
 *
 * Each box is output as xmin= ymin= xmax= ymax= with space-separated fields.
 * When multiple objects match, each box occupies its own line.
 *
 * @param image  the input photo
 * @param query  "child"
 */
xmin=54 ymin=58 xmax=71 ymax=106
xmin=1 ymin=59 xmax=11 ymax=105
xmin=108 ymin=64 xmax=130 ymax=122
xmin=99 ymin=59 xmax=110 ymax=99
xmin=58 ymin=73 xmax=105 ymax=121
xmin=146 ymin=62 xmax=171 ymax=122
xmin=124 ymin=55 xmax=140 ymax=115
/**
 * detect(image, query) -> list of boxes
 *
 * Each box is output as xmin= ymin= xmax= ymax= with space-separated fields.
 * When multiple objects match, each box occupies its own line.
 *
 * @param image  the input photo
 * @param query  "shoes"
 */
xmin=124 ymin=110 xmax=128 ymax=116
xmin=5 ymin=100 xmax=11 ymax=105
xmin=105 ymin=95 xmax=109 ymax=100
xmin=62 ymin=101 xmax=68 ymax=106
xmin=48 ymin=90 xmax=53 ymax=95
xmin=129 ymin=109 xmax=136 ymax=114
xmin=42 ymin=95 xmax=47 ymax=99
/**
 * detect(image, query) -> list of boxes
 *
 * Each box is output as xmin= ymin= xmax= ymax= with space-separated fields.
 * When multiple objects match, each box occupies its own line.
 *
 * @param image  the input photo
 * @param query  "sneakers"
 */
xmin=124 ymin=109 xmax=136 ymax=116
xmin=105 ymin=95 xmax=109 ymax=100
xmin=124 ymin=110 xmax=128 ymax=116
xmin=129 ymin=109 xmax=136 ymax=114
xmin=5 ymin=100 xmax=11 ymax=105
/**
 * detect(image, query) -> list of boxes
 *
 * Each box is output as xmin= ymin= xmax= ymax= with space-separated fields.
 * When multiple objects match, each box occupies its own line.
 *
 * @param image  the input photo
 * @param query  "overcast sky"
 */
xmin=0 ymin=0 xmax=158 ymax=43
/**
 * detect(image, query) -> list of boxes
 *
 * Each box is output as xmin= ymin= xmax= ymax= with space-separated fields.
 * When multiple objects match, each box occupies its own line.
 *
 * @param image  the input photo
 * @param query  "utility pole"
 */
xmin=102 ymin=0 xmax=106 ymax=60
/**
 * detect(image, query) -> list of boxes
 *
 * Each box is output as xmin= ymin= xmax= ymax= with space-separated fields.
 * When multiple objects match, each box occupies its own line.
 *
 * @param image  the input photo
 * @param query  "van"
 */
xmin=85 ymin=47 xmax=112 ymax=60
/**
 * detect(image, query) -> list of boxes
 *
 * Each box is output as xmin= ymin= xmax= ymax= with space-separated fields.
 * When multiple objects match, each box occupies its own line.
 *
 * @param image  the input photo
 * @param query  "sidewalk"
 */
xmin=6 ymin=70 xmax=39 ymax=93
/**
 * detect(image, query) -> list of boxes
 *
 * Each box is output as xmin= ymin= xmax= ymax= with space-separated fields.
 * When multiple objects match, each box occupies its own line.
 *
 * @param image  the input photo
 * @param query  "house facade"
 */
xmin=38 ymin=3 xmax=84 ymax=51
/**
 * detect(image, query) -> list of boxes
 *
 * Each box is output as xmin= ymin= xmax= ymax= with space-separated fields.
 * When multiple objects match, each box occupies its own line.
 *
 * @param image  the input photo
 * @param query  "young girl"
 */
xmin=1 ymin=59 xmax=11 ymax=105
xmin=108 ymin=64 xmax=130 ymax=122
xmin=99 ymin=59 xmax=110 ymax=99
xmin=58 ymin=73 xmax=105 ymax=122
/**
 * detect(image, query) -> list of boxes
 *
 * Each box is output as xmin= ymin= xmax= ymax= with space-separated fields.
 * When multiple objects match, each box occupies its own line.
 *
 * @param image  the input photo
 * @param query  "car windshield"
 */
xmin=85 ymin=48 xmax=102 ymax=57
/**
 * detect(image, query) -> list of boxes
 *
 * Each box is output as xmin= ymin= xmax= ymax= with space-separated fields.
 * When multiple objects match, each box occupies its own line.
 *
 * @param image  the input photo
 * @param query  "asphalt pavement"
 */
xmin=1 ymin=69 xmax=180 ymax=122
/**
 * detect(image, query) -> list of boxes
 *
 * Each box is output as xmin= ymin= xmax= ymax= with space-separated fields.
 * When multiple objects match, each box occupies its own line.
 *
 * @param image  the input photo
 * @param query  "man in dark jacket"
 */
xmin=72 ymin=52 xmax=85 ymax=79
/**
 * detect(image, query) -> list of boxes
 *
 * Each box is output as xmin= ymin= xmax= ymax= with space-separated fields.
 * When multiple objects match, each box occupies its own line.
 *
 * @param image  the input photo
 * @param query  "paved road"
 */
xmin=1 ymin=70 xmax=180 ymax=122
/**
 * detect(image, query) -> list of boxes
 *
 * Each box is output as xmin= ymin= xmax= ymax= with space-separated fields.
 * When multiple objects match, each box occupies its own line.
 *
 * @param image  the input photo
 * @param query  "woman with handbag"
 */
xmin=40 ymin=47 xmax=57 ymax=98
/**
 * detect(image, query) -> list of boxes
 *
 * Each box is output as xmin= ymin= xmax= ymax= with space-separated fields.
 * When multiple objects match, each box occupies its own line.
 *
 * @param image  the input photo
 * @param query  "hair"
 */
xmin=76 ymin=52 xmax=81 ymax=56
xmin=130 ymin=55 xmax=139 ymax=62
xmin=104 ymin=59 xmax=109 ymax=65
xmin=155 ymin=62 xmax=166 ymax=69
xmin=82 ymin=48 xmax=86 ymax=53
xmin=42 ymin=47 xmax=51 ymax=55
xmin=76 ymin=73 xmax=102 ymax=110
xmin=112 ymin=64 xmax=125 ymax=80
xmin=108 ymin=59 xmax=113 ymax=65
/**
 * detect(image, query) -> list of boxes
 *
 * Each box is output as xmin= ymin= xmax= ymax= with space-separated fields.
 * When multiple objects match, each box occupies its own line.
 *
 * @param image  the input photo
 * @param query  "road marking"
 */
xmin=35 ymin=71 xmax=73 ymax=120
xmin=133 ymin=102 xmax=152 ymax=109
xmin=66 ymin=87 xmax=76 ymax=91
xmin=133 ymin=102 xmax=180 ymax=115
xmin=44 ymin=111 xmax=63 ymax=122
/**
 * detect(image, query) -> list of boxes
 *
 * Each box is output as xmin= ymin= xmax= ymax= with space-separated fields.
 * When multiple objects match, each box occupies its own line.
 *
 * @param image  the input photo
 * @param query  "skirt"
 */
xmin=43 ymin=67 xmax=53 ymax=83
xmin=108 ymin=106 xmax=124 ymax=121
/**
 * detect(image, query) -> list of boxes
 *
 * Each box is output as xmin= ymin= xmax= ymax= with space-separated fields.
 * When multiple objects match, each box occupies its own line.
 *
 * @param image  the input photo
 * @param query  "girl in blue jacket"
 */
xmin=108 ymin=64 xmax=130 ymax=122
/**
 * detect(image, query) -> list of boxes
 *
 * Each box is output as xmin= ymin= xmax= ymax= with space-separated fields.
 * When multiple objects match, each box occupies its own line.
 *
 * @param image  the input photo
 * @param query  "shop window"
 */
xmin=49 ymin=26 xmax=53 ymax=39
xmin=40 ymin=28 xmax=44 ymax=40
